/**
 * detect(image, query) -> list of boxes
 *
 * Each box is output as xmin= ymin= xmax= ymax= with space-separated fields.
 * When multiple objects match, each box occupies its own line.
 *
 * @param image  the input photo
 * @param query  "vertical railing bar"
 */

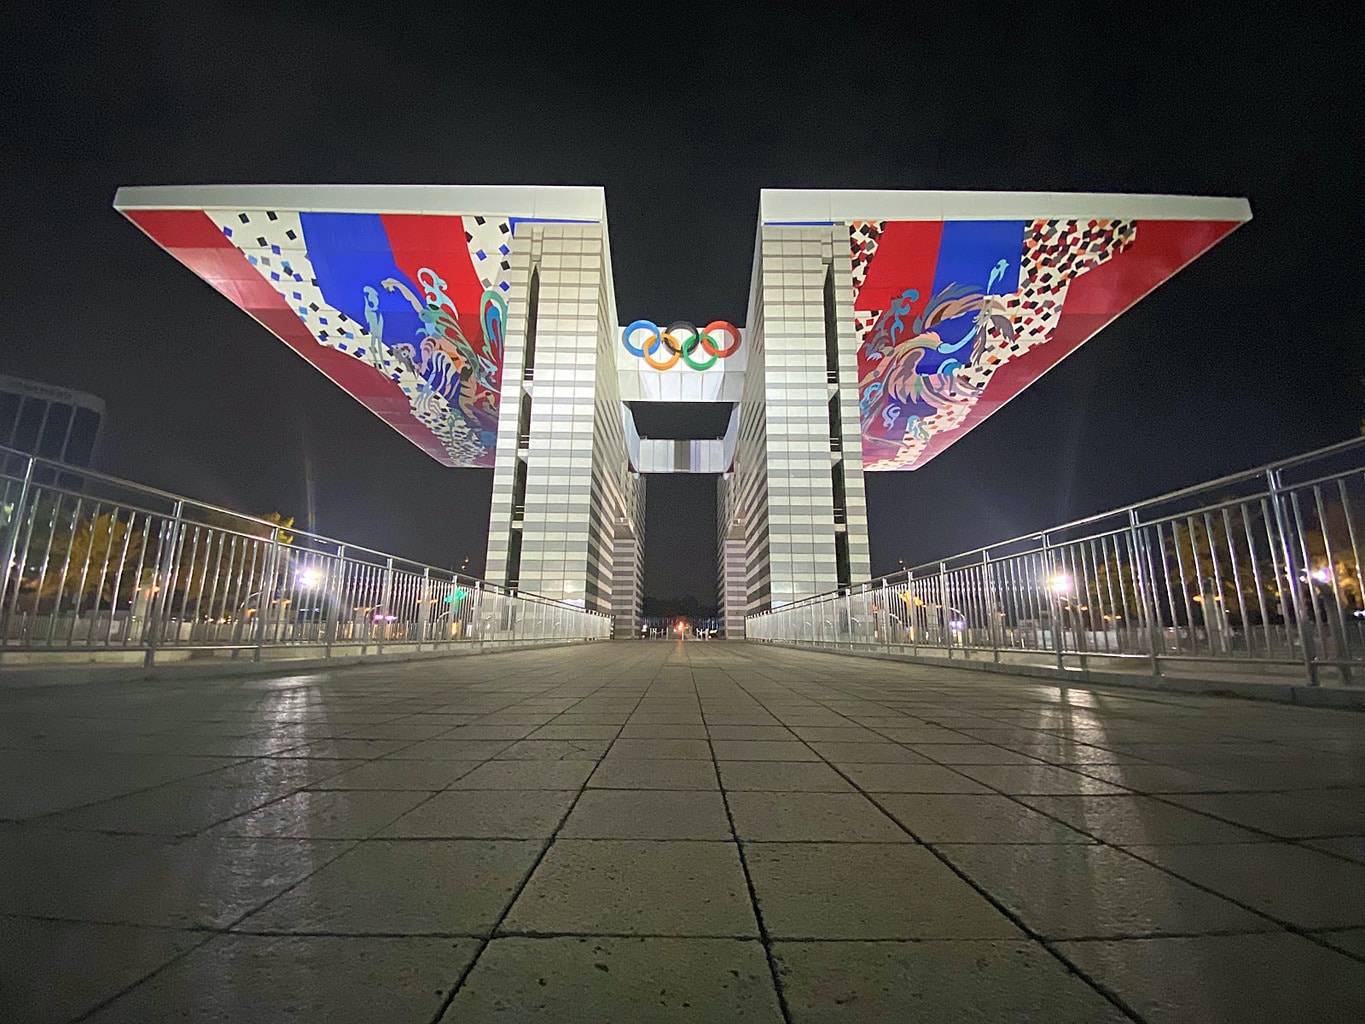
xmin=45 ymin=496 xmax=83 ymax=646
xmin=28 ymin=490 xmax=62 ymax=647
xmin=85 ymin=506 xmax=119 ymax=648
xmin=1338 ymin=477 xmax=1364 ymax=665
xmin=1260 ymin=495 xmax=1296 ymax=658
xmin=1312 ymin=482 xmax=1351 ymax=665
xmin=1250 ymin=502 xmax=1277 ymax=658
xmin=66 ymin=501 xmax=102 ymax=647
xmin=1222 ymin=506 xmax=1254 ymax=657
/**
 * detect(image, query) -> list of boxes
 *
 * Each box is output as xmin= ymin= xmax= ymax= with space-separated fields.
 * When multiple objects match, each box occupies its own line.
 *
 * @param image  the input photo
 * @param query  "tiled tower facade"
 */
xmin=485 ymin=221 xmax=643 ymax=615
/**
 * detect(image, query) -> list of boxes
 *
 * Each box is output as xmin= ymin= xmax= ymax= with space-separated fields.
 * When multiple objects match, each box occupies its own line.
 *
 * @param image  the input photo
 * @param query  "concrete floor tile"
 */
xmin=561 ymin=790 xmax=731 ymax=839
xmin=936 ymin=843 xmax=1266 ymax=939
xmin=450 ymin=761 xmax=596 ymax=790
xmin=527 ymin=724 xmax=621 ymax=740
xmin=873 ymin=726 xmax=982 ymax=744
xmin=618 ymin=722 xmax=707 ymax=738
xmin=0 ymin=751 xmax=247 ymax=818
xmin=273 ymin=739 xmax=412 ymax=760
xmin=716 ymin=760 xmax=853 ymax=792
xmin=727 ymin=792 xmax=909 ymax=842
xmin=880 ymin=794 xmax=1094 ymax=844
xmin=0 ymin=917 xmax=206 ymax=1024
xmin=907 ymin=743 xmax=1046 ymax=764
xmin=710 ymin=740 xmax=819 ymax=762
xmin=207 ymin=790 xmax=428 ymax=839
xmin=379 ymin=790 xmax=576 ymax=839
xmin=1055 ymin=932 xmax=1365 ymax=1023
xmin=624 ymin=713 xmax=706 ymax=725
xmin=587 ymin=758 xmax=719 ymax=790
xmin=1165 ymin=790 xmax=1365 ymax=838
xmin=383 ymin=739 xmax=515 ymax=760
xmin=774 ymin=940 xmax=1129 ymax=1023
xmin=1302 ymin=835 xmax=1365 ymax=862
xmin=1018 ymin=794 xmax=1266 ymax=844
xmin=746 ymin=843 xmax=1019 ymax=939
xmin=953 ymin=764 xmax=1130 ymax=795
xmin=606 ymin=738 xmax=713 ymax=759
xmin=501 ymin=840 xmax=756 ymax=936
xmin=706 ymin=725 xmax=793 ymax=741
xmin=193 ymin=758 xmax=368 ymax=790
xmin=1069 ymin=763 xmax=1245 ymax=792
xmin=1314 ymin=927 xmax=1365 ymax=958
xmin=447 ymin=724 xmax=540 ymax=740
xmin=785 ymin=726 xmax=885 ymax=742
xmin=493 ymin=739 xmax=612 ymax=760
xmin=45 ymin=783 xmax=300 ymax=836
xmin=715 ymin=764 xmax=851 ymax=791
xmin=1126 ymin=842 xmax=1365 ymax=929
xmin=241 ymin=839 xmax=541 ymax=935
xmin=82 ymin=933 xmax=480 ymax=1024
xmin=838 ymin=763 xmax=993 ymax=793
xmin=807 ymin=741 xmax=930 ymax=763
xmin=0 ymin=828 xmax=353 ymax=928
xmin=306 ymin=759 xmax=484 ymax=791
xmin=441 ymin=936 xmax=781 ymax=1022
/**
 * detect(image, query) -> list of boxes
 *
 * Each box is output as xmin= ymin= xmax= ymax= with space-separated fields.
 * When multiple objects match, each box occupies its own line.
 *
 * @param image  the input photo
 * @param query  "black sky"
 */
xmin=3 ymin=3 xmax=1361 ymax=608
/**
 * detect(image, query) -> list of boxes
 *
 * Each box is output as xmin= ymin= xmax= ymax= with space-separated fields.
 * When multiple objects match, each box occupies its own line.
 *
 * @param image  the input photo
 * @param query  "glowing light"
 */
xmin=1311 ymin=568 xmax=1332 ymax=584
xmin=1048 ymin=573 xmax=1072 ymax=595
xmin=295 ymin=567 xmax=323 ymax=589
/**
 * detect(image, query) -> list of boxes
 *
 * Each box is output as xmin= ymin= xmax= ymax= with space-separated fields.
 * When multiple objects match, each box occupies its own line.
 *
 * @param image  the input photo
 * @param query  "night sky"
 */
xmin=5 ymin=4 xmax=1359 ymax=609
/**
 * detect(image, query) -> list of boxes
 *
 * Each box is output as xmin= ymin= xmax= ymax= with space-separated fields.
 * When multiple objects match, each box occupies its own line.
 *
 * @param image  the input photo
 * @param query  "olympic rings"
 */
xmin=622 ymin=318 xmax=741 ymax=371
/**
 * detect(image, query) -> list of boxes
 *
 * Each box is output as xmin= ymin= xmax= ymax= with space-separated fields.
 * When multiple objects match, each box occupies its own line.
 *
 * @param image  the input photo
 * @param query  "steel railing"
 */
xmin=0 ymin=447 xmax=609 ymax=665
xmin=747 ymin=437 xmax=1365 ymax=687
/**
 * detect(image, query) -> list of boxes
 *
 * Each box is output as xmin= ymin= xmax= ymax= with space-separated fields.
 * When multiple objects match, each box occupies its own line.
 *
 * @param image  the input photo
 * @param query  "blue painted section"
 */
xmin=915 ymin=219 xmax=1025 ymax=374
xmin=297 ymin=212 xmax=423 ymax=351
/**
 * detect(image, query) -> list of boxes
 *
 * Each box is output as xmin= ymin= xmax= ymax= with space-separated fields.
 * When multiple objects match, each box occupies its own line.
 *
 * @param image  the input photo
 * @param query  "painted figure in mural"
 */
xmin=372 ymin=272 xmax=505 ymax=453
xmin=858 ymin=275 xmax=1015 ymax=465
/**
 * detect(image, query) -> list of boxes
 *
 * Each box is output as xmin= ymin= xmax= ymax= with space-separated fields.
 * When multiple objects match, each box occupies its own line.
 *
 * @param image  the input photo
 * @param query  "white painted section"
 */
xmin=114 ymin=184 xmax=607 ymax=222
xmin=760 ymin=189 xmax=1252 ymax=225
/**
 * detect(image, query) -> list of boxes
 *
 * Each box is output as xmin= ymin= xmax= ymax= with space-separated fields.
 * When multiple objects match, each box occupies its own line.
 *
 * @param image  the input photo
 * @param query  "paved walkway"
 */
xmin=2 ymin=641 xmax=1364 ymax=1022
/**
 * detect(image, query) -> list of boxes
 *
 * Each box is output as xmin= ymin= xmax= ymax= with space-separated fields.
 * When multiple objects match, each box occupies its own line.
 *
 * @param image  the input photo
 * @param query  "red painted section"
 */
xmin=911 ymin=218 xmax=1244 ymax=467
xmin=124 ymin=209 xmax=454 ymax=464
xmin=855 ymin=220 xmax=943 ymax=319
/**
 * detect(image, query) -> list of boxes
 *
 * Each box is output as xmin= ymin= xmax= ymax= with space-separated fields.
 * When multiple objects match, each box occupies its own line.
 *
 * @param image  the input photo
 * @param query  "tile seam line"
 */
xmin=697 ymin=643 xmax=795 ymax=1024
xmin=422 ymin=649 xmax=659 ymax=1023
xmin=59 ymin=656 xmax=626 ymax=1021
xmin=778 ymin=658 xmax=1365 ymax=965
xmin=713 ymin=656 xmax=1149 ymax=1024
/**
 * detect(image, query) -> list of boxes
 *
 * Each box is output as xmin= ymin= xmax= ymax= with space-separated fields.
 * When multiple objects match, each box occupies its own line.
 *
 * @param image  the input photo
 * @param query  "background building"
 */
xmin=0 ymin=374 xmax=105 ymax=472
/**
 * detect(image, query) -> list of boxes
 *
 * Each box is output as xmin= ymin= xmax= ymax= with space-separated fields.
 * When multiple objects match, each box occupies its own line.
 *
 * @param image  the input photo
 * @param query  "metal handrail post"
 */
xmin=1268 ymin=468 xmax=1317 ymax=685
xmin=417 ymin=568 xmax=431 ymax=651
xmin=939 ymin=562 xmax=952 ymax=658
xmin=983 ymin=549 xmax=1001 ymax=663
xmin=142 ymin=500 xmax=185 ymax=667
xmin=372 ymin=556 xmax=392 ymax=654
xmin=1129 ymin=508 xmax=1163 ymax=677
xmin=1044 ymin=536 xmax=1064 ymax=671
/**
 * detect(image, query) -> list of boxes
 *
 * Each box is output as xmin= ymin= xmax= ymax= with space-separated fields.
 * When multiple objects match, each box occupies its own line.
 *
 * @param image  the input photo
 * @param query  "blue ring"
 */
xmin=623 ymin=319 xmax=661 ymax=358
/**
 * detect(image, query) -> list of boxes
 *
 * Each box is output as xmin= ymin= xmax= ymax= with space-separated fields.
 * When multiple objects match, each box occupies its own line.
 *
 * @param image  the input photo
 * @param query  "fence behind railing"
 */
xmin=747 ymin=438 xmax=1365 ymax=687
xmin=0 ymin=447 xmax=609 ymax=665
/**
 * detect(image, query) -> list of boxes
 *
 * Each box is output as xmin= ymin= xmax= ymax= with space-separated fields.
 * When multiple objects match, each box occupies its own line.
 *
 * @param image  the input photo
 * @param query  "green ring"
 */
xmin=681 ymin=332 xmax=719 ymax=370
